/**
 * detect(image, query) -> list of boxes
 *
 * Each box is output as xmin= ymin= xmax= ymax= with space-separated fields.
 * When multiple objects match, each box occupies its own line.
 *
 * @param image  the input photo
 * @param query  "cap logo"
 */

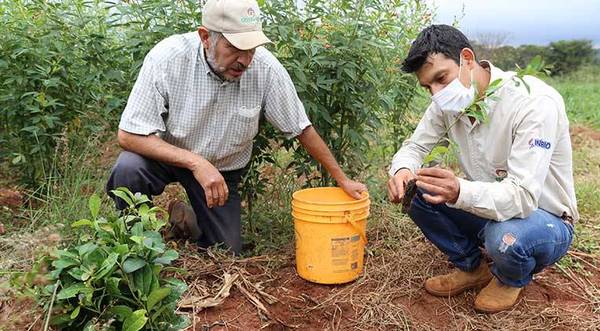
xmin=240 ymin=6 xmax=260 ymax=24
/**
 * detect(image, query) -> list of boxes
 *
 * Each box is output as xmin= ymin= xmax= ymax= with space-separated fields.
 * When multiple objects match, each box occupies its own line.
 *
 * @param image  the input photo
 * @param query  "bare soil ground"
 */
xmin=172 ymin=230 xmax=600 ymax=330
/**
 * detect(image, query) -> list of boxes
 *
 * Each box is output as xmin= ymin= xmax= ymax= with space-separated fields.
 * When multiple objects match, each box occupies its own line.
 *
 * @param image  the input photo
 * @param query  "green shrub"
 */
xmin=21 ymin=188 xmax=189 ymax=330
xmin=472 ymin=39 xmax=596 ymax=76
xmin=0 ymin=0 xmax=199 ymax=187
xmin=0 ymin=0 xmax=126 ymax=186
xmin=242 ymin=0 xmax=428 ymax=205
xmin=548 ymin=40 xmax=598 ymax=75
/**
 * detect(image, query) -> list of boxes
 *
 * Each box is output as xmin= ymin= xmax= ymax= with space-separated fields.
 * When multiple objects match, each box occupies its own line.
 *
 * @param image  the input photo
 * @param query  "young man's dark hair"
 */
xmin=402 ymin=24 xmax=476 ymax=73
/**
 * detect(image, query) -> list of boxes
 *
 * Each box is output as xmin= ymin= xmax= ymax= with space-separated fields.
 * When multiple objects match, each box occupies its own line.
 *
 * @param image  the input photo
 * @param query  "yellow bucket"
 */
xmin=292 ymin=187 xmax=370 ymax=284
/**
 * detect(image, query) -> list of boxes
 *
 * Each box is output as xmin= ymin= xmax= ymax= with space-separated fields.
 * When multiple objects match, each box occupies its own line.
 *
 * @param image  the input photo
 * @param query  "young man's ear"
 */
xmin=460 ymin=48 xmax=476 ymax=68
xmin=197 ymin=27 xmax=210 ymax=49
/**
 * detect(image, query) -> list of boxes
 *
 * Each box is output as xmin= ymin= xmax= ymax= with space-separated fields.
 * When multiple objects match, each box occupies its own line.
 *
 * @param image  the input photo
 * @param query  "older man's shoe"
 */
xmin=474 ymin=277 xmax=522 ymax=313
xmin=425 ymin=262 xmax=493 ymax=297
xmin=167 ymin=200 xmax=202 ymax=241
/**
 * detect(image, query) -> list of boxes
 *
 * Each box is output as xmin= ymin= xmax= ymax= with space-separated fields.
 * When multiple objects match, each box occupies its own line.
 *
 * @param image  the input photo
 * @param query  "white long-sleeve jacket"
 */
xmin=389 ymin=62 xmax=579 ymax=222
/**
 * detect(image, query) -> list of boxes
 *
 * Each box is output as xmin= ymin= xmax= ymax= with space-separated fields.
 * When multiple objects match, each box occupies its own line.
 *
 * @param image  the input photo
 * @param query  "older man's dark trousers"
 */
xmin=106 ymin=151 xmax=244 ymax=254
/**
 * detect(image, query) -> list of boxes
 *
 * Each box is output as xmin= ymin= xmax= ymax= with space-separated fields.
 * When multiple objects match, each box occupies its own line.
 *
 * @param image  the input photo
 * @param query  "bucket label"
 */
xmin=331 ymin=237 xmax=350 ymax=258
xmin=332 ymin=258 xmax=347 ymax=266
xmin=331 ymin=235 xmax=360 ymax=273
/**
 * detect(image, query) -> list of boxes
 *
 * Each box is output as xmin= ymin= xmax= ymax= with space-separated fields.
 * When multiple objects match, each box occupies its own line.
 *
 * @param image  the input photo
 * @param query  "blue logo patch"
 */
xmin=528 ymin=138 xmax=551 ymax=150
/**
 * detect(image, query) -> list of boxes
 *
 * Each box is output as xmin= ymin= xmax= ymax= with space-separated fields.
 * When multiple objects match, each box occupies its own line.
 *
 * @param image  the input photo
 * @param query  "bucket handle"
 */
xmin=344 ymin=211 xmax=367 ymax=245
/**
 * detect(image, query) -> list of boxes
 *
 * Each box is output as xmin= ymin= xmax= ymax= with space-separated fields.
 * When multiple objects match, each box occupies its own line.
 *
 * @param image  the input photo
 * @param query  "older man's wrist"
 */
xmin=187 ymin=154 xmax=207 ymax=171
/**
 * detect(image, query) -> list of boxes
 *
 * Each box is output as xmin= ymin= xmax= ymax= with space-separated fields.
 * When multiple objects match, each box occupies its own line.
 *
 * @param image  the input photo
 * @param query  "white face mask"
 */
xmin=431 ymin=58 xmax=476 ymax=113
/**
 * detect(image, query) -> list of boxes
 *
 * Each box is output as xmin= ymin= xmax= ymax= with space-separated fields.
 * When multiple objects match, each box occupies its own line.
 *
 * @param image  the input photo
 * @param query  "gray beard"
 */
xmin=206 ymin=48 xmax=241 ymax=83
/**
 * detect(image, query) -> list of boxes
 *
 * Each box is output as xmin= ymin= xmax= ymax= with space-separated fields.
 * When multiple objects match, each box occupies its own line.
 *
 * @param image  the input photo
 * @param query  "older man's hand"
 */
xmin=339 ymin=179 xmax=368 ymax=200
xmin=190 ymin=158 xmax=228 ymax=208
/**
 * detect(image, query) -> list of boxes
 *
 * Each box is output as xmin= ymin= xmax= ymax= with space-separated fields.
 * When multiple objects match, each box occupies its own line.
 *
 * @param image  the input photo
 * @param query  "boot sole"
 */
xmin=473 ymin=300 xmax=518 ymax=314
xmin=425 ymin=275 xmax=493 ymax=297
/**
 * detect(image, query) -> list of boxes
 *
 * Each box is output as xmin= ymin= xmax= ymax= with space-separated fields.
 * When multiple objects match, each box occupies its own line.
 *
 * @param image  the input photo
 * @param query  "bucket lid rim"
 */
xmin=292 ymin=187 xmax=370 ymax=205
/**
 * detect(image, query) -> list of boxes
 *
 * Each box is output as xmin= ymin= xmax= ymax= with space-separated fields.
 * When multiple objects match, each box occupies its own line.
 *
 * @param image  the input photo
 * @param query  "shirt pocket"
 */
xmin=230 ymin=106 xmax=260 ymax=146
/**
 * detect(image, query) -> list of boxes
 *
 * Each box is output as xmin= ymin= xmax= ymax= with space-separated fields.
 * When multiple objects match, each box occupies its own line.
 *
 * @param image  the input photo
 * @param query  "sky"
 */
xmin=426 ymin=0 xmax=600 ymax=47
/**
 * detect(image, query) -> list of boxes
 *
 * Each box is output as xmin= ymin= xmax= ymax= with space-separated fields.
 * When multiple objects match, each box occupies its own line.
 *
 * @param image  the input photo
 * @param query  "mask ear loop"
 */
xmin=469 ymin=58 xmax=475 ymax=89
xmin=458 ymin=56 xmax=463 ymax=81
xmin=458 ymin=55 xmax=472 ymax=88
xmin=460 ymin=54 xmax=475 ymax=89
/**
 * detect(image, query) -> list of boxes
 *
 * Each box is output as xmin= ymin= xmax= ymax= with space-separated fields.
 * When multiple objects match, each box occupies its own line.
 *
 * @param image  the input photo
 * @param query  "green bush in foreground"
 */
xmin=20 ymin=188 xmax=189 ymax=330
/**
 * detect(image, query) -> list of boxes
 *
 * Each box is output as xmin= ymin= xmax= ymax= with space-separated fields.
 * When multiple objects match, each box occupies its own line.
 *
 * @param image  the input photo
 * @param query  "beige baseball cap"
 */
xmin=202 ymin=0 xmax=272 ymax=50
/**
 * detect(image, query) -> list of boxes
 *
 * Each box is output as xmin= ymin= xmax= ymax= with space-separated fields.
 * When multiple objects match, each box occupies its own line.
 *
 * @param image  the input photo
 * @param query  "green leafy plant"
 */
xmin=514 ymin=55 xmax=552 ymax=92
xmin=268 ymin=0 xmax=428 ymax=181
xmin=27 ymin=188 xmax=189 ymax=330
xmin=1 ymin=0 xmax=127 ymax=186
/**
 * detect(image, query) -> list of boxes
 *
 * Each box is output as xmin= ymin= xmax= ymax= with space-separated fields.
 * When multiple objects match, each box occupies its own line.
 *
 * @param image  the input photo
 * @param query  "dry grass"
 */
xmin=165 ymin=198 xmax=600 ymax=330
xmin=303 ymin=202 xmax=600 ymax=330
xmin=168 ymin=243 xmax=291 ymax=327
xmin=147 ymin=121 xmax=600 ymax=331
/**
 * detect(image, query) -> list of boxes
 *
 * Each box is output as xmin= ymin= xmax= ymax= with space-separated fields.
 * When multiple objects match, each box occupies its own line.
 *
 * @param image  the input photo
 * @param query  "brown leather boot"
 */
xmin=474 ymin=277 xmax=522 ymax=313
xmin=425 ymin=262 xmax=493 ymax=297
xmin=166 ymin=200 xmax=202 ymax=241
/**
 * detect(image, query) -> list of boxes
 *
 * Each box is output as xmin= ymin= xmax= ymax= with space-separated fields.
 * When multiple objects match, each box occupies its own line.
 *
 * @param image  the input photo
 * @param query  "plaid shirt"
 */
xmin=119 ymin=32 xmax=311 ymax=171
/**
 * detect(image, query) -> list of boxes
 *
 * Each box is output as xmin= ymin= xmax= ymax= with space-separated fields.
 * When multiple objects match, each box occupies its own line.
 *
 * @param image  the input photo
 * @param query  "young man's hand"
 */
xmin=190 ymin=158 xmax=229 ymax=208
xmin=388 ymin=168 xmax=416 ymax=203
xmin=415 ymin=167 xmax=460 ymax=204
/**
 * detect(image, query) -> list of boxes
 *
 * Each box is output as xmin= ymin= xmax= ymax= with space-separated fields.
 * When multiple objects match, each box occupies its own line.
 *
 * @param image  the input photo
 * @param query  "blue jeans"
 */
xmin=408 ymin=190 xmax=574 ymax=287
